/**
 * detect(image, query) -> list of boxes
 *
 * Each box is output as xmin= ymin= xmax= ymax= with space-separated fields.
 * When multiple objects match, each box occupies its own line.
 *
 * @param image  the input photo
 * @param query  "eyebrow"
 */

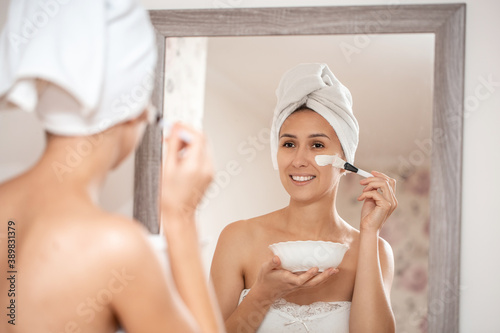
xmin=280 ymin=133 xmax=331 ymax=140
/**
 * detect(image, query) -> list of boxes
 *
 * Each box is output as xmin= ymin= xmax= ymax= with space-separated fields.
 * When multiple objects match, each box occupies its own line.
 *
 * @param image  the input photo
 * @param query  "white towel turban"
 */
xmin=0 ymin=0 xmax=157 ymax=136
xmin=270 ymin=63 xmax=359 ymax=169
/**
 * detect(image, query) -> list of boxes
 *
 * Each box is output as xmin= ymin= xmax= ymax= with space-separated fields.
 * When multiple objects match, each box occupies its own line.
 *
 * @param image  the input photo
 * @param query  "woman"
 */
xmin=211 ymin=63 xmax=397 ymax=333
xmin=0 ymin=1 xmax=223 ymax=332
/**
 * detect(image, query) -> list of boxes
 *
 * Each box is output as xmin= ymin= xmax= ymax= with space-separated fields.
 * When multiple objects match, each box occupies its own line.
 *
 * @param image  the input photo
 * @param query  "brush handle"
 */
xmin=357 ymin=169 xmax=374 ymax=178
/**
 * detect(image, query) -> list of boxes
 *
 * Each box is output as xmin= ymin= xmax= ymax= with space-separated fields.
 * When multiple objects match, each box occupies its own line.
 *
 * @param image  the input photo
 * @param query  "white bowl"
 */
xmin=268 ymin=240 xmax=349 ymax=273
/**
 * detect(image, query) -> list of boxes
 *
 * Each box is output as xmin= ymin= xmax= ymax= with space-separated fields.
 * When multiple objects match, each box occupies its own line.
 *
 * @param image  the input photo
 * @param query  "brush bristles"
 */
xmin=330 ymin=155 xmax=347 ymax=169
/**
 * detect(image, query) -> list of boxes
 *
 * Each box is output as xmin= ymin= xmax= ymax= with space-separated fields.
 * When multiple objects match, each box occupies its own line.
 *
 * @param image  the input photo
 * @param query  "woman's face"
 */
xmin=277 ymin=109 xmax=345 ymax=203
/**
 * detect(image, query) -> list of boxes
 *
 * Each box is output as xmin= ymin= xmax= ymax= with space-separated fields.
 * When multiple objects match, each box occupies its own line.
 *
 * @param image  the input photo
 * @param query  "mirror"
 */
xmin=198 ymin=34 xmax=434 ymax=332
xmin=134 ymin=5 xmax=465 ymax=333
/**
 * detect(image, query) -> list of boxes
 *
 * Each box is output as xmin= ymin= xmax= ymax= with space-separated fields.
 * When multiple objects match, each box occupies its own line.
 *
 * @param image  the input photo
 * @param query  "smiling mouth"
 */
xmin=290 ymin=175 xmax=316 ymax=182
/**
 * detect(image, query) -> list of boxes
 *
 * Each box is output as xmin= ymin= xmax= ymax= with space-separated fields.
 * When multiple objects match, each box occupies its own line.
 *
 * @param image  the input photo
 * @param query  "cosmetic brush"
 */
xmin=315 ymin=155 xmax=373 ymax=178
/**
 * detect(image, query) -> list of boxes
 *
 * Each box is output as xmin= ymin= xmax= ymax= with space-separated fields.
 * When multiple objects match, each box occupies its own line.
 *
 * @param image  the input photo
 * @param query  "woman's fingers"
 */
xmin=367 ymin=171 xmax=397 ymax=193
xmin=267 ymin=265 xmax=326 ymax=286
xmin=358 ymin=190 xmax=393 ymax=212
xmin=163 ymin=124 xmax=196 ymax=175
xmin=163 ymin=125 xmax=182 ymax=170
xmin=293 ymin=267 xmax=320 ymax=284
xmin=166 ymin=124 xmax=204 ymax=166
xmin=360 ymin=181 xmax=395 ymax=205
xmin=361 ymin=180 xmax=390 ymax=194
xmin=255 ymin=260 xmax=339 ymax=300
xmin=261 ymin=255 xmax=282 ymax=272
xmin=285 ymin=267 xmax=338 ymax=288
xmin=300 ymin=268 xmax=339 ymax=288
xmin=161 ymin=122 xmax=214 ymax=214
xmin=359 ymin=172 xmax=397 ymax=210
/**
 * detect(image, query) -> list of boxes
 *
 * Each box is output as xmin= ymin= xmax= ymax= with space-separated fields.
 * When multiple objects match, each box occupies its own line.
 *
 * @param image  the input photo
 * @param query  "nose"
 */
xmin=291 ymin=146 xmax=311 ymax=168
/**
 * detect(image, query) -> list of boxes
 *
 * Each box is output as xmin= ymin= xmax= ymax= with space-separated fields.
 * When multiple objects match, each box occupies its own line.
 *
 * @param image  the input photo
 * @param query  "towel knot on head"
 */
xmin=0 ymin=0 xmax=157 ymax=136
xmin=270 ymin=63 xmax=359 ymax=169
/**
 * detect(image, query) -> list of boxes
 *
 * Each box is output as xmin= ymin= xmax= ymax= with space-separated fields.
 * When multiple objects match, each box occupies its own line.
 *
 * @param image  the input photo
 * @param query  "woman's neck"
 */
xmin=27 ymin=131 xmax=120 ymax=205
xmin=282 ymin=194 xmax=345 ymax=240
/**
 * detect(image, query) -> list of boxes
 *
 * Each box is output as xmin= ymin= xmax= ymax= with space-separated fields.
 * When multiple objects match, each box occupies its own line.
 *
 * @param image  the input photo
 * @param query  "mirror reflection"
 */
xmin=196 ymin=34 xmax=434 ymax=332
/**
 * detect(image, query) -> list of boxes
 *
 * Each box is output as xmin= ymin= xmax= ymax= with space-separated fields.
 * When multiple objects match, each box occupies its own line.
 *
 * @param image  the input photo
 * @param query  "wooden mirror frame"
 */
xmin=133 ymin=4 xmax=465 ymax=332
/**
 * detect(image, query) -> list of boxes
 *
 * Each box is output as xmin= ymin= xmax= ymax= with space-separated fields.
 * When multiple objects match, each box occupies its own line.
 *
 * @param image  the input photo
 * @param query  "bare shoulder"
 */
xmin=11 ymin=208 xmax=164 ymax=331
xmin=219 ymin=219 xmax=253 ymax=239
xmin=77 ymin=213 xmax=154 ymax=267
xmin=33 ymin=210 xmax=156 ymax=279
xmin=213 ymin=210 xmax=281 ymax=272
xmin=215 ymin=219 xmax=255 ymax=256
xmin=217 ymin=210 xmax=281 ymax=246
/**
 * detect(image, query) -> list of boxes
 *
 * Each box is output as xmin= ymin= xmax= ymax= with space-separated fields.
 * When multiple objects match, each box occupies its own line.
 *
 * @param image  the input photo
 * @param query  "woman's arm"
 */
xmin=96 ymin=124 xmax=223 ymax=333
xmin=349 ymin=171 xmax=397 ymax=333
xmin=350 ymin=231 xmax=395 ymax=332
xmin=211 ymin=223 xmax=275 ymax=333
xmin=161 ymin=124 xmax=225 ymax=333
xmin=163 ymin=213 xmax=224 ymax=333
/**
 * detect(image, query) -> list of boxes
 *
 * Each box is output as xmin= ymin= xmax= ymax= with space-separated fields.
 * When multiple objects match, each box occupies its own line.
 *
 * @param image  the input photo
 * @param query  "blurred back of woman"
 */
xmin=0 ymin=1 xmax=224 ymax=332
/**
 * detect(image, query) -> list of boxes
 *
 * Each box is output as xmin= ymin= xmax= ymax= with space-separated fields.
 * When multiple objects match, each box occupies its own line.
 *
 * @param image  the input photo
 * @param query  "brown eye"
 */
xmin=283 ymin=142 xmax=295 ymax=148
xmin=312 ymin=142 xmax=325 ymax=148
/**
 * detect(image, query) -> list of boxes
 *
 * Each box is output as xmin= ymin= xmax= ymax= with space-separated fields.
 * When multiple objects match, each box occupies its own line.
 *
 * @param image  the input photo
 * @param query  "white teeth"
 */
xmin=292 ymin=175 xmax=315 ymax=182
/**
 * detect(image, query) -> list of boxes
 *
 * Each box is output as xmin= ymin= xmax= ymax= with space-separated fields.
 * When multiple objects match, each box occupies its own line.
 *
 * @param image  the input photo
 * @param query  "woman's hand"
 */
xmin=357 ymin=171 xmax=397 ymax=233
xmin=159 ymin=124 xmax=224 ymax=333
xmin=161 ymin=123 xmax=214 ymax=219
xmin=252 ymin=255 xmax=338 ymax=301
